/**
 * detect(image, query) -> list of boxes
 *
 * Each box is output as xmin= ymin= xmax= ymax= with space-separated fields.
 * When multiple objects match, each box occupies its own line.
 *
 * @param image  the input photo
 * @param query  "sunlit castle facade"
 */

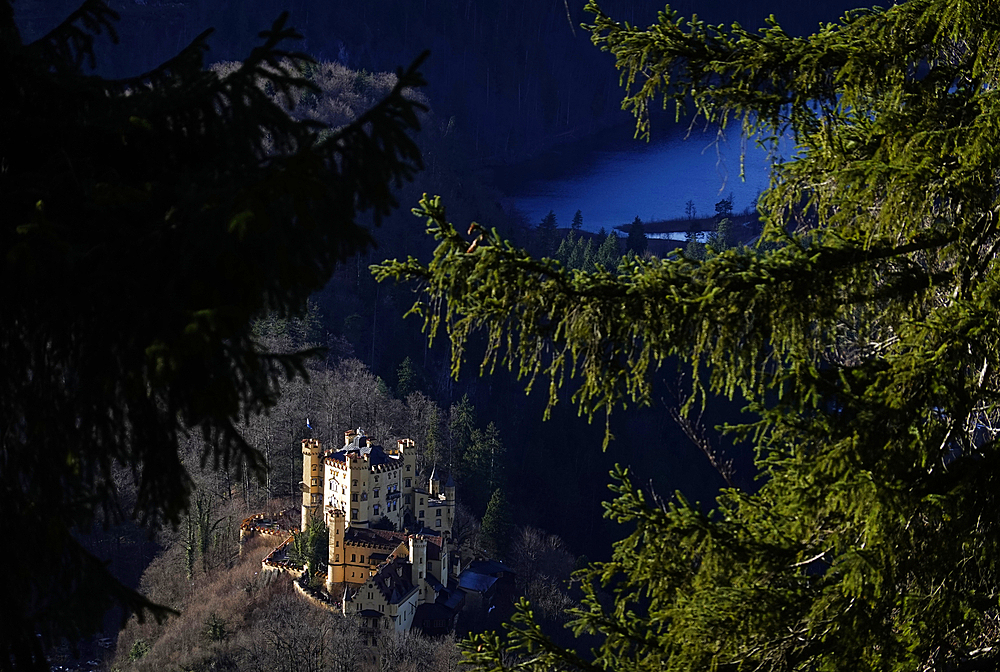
xmin=300 ymin=430 xmax=456 ymax=575
xmin=299 ymin=430 xmax=461 ymax=635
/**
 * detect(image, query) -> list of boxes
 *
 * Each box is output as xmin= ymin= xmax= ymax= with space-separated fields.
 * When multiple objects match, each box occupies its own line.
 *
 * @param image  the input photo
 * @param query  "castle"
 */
xmin=299 ymin=429 xmax=461 ymax=635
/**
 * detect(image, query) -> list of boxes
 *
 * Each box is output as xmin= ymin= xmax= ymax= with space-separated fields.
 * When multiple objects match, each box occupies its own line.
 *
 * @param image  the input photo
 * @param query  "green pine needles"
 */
xmin=374 ymin=0 xmax=1000 ymax=669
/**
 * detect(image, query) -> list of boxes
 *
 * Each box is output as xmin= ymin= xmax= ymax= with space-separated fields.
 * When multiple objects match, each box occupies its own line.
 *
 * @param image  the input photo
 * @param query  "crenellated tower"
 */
xmin=301 ymin=438 xmax=324 ymax=527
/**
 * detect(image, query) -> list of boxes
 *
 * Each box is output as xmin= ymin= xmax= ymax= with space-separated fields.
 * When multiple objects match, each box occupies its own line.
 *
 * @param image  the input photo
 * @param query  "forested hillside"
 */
xmin=13 ymin=0 xmax=861 ymax=166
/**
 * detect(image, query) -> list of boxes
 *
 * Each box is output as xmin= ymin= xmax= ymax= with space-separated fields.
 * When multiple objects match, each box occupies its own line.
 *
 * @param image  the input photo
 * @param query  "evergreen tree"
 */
xmin=461 ymin=422 xmax=506 ymax=515
xmin=626 ymin=215 xmax=647 ymax=255
xmin=683 ymin=226 xmax=704 ymax=260
xmin=2 ymin=1 xmax=426 ymax=665
xmin=395 ymin=355 xmax=421 ymax=398
xmin=683 ymin=235 xmax=705 ymax=261
xmin=448 ymin=394 xmax=477 ymax=471
xmin=713 ymin=192 xmax=734 ymax=221
xmin=537 ymin=209 xmax=559 ymax=257
xmin=376 ymin=0 xmax=1000 ymax=669
xmin=288 ymin=517 xmax=329 ymax=573
xmin=594 ymin=231 xmax=622 ymax=271
xmin=571 ymin=209 xmax=584 ymax=231
xmin=480 ymin=488 xmax=514 ymax=561
xmin=706 ymin=217 xmax=734 ymax=253
xmin=554 ymin=229 xmax=578 ymax=266
xmin=569 ymin=237 xmax=594 ymax=271
xmin=422 ymin=403 xmax=445 ymax=467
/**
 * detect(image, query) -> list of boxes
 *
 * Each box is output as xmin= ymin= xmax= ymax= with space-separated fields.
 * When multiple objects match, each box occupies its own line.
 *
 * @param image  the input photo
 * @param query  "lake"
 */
xmin=498 ymin=117 xmax=787 ymax=233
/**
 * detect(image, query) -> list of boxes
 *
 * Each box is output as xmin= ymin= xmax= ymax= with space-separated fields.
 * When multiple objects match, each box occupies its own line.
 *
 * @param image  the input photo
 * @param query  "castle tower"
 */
xmin=327 ymin=508 xmax=346 ymax=590
xmin=408 ymin=536 xmax=428 ymax=601
xmin=428 ymin=465 xmax=440 ymax=496
xmin=301 ymin=439 xmax=324 ymax=527
xmin=397 ymin=438 xmax=416 ymax=488
xmin=444 ymin=473 xmax=456 ymax=503
xmin=346 ymin=451 xmax=368 ymax=527
xmin=444 ymin=473 xmax=457 ymax=534
xmin=441 ymin=534 xmax=452 ymax=582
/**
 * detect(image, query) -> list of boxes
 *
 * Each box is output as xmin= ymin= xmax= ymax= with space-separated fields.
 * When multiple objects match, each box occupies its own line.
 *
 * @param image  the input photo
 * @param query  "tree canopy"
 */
xmin=375 ymin=0 xmax=1000 ymax=669
xmin=2 ymin=0 xmax=425 ymax=667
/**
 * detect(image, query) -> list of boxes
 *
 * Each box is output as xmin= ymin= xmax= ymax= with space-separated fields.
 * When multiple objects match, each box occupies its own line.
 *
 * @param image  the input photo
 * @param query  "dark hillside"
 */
xmin=14 ymin=0 xmax=865 ymax=167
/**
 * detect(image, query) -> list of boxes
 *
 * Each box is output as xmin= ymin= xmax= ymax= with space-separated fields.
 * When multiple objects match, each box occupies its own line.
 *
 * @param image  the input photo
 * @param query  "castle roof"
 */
xmin=328 ymin=440 xmax=396 ymax=468
xmin=344 ymin=526 xmax=408 ymax=551
xmin=342 ymin=528 xmax=446 ymax=561
xmin=466 ymin=559 xmax=515 ymax=576
xmin=371 ymin=557 xmax=417 ymax=605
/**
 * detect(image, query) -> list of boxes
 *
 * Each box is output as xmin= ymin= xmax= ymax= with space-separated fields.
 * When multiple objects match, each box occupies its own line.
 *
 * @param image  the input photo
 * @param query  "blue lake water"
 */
xmin=502 ymin=119 xmax=788 ymax=233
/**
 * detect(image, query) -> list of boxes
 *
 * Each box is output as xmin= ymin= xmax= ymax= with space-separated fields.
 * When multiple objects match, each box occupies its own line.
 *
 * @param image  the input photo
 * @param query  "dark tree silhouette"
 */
xmin=1 ymin=1 xmax=426 ymax=667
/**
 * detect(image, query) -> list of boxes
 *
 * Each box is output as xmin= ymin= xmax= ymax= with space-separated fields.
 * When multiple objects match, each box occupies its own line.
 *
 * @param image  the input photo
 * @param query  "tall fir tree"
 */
xmin=626 ymin=215 xmax=647 ymax=255
xmin=480 ymin=488 xmax=514 ymax=561
xmin=461 ymin=422 xmax=506 ymax=515
xmin=536 ymin=209 xmax=559 ymax=257
xmin=395 ymin=355 xmax=421 ymax=398
xmin=376 ymin=0 xmax=1000 ymax=669
xmin=448 ymin=394 xmax=477 ymax=472
xmin=554 ymin=229 xmax=578 ymax=266
xmin=570 ymin=237 xmax=595 ymax=271
xmin=2 ymin=0 xmax=426 ymax=666
xmin=595 ymin=230 xmax=622 ymax=271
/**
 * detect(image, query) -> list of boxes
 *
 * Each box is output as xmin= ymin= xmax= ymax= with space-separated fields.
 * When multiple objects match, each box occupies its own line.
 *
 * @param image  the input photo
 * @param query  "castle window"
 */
xmin=436 ymin=519 xmax=442 ymax=528
xmin=335 ymin=540 xmax=339 ymax=547
xmin=375 ymin=475 xmax=379 ymax=482
xmin=352 ymin=493 xmax=358 ymax=502
xmin=419 ymin=497 xmax=424 ymax=505
xmin=361 ymin=492 xmax=367 ymax=501
xmin=361 ymin=555 xmax=365 ymax=563
xmin=373 ymin=488 xmax=379 ymax=498
xmin=335 ymin=554 xmax=339 ymax=562
xmin=351 ymin=508 xmax=358 ymax=517
xmin=352 ymin=479 xmax=358 ymax=486
xmin=436 ymin=509 xmax=441 ymax=516
xmin=312 ymin=464 xmax=317 ymax=471
xmin=418 ymin=510 xmax=424 ymax=519
xmin=405 ymin=478 xmax=411 ymax=487
xmin=406 ymin=465 xmax=411 ymax=472
xmin=352 ymin=554 xmax=356 ymax=562
xmin=373 ymin=504 xmax=380 ymax=516
xmin=311 ymin=477 xmax=318 ymax=486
